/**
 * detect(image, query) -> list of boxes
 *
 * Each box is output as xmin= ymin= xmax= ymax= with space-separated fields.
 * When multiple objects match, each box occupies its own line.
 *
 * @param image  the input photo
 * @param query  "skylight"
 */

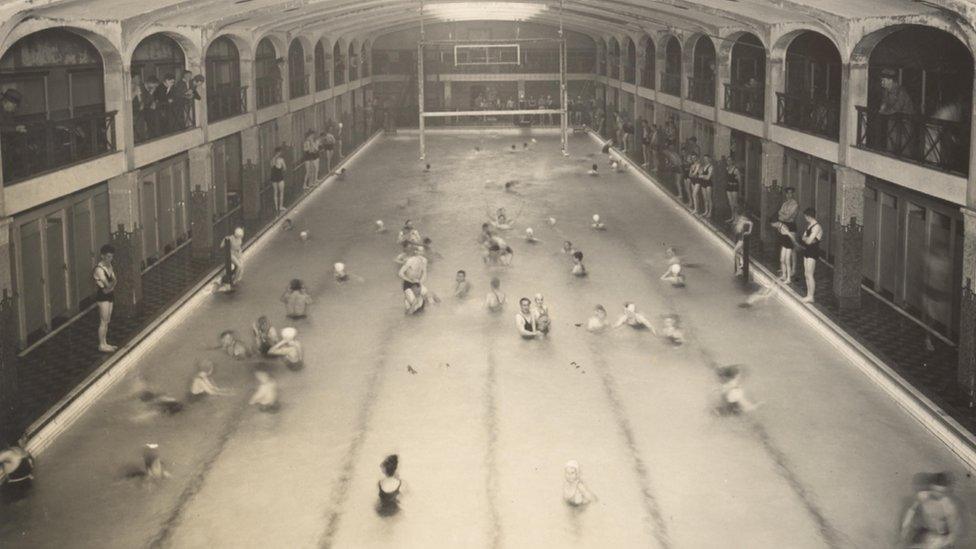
xmin=425 ymin=2 xmax=549 ymax=21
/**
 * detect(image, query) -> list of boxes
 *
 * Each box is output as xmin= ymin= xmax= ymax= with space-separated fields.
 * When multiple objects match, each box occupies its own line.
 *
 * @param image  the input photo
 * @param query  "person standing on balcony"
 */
xmin=182 ymin=73 xmax=204 ymax=128
xmin=154 ymin=74 xmax=178 ymax=135
xmin=878 ymin=68 xmax=915 ymax=156
xmin=131 ymin=76 xmax=146 ymax=142
xmin=142 ymin=77 xmax=160 ymax=138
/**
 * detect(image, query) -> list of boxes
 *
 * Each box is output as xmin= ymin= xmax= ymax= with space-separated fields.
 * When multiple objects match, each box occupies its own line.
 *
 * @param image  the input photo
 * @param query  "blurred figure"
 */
xmin=612 ymin=302 xmax=653 ymax=330
xmin=124 ymin=443 xmax=169 ymax=484
xmin=587 ymin=163 xmax=599 ymax=176
xmin=0 ymin=444 xmax=34 ymax=504
xmin=252 ymin=315 xmax=280 ymax=357
xmin=591 ymin=214 xmax=606 ymax=231
xmin=397 ymin=220 xmax=422 ymax=247
xmin=219 ymin=330 xmax=249 ymax=360
xmin=404 ymin=282 xmax=437 ymax=315
xmin=715 ymin=365 xmax=759 ymax=415
xmin=268 ymin=327 xmax=303 ymax=371
xmin=188 ymin=359 xmax=232 ymax=402
xmin=524 ymin=228 xmax=540 ymax=244
xmin=733 ymin=214 xmax=754 ymax=276
xmin=375 ymin=220 xmax=387 ymax=233
xmin=571 ymin=251 xmax=587 ymax=277
xmin=281 ymin=279 xmax=312 ymax=320
xmin=658 ymin=315 xmax=684 ymax=346
xmin=661 ymin=247 xmax=685 ymax=287
xmin=454 ymin=270 xmax=471 ymax=299
xmin=563 ymin=460 xmax=595 ymax=507
xmin=899 ymin=472 xmax=962 ymax=549
xmin=587 ymin=305 xmax=610 ymax=333
xmin=377 ymin=454 xmax=403 ymax=517
xmin=485 ymin=277 xmax=506 ymax=312
xmin=250 ymin=370 xmax=280 ymax=413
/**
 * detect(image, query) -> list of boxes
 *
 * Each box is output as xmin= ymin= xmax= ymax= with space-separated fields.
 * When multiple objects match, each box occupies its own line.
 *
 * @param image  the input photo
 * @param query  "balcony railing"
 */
xmin=856 ymin=106 xmax=970 ymax=176
xmin=608 ymin=61 xmax=619 ymax=80
xmin=2 ymin=111 xmax=117 ymax=184
xmin=724 ymin=83 xmax=764 ymax=119
xmin=661 ymin=72 xmax=681 ymax=96
xmin=289 ymin=74 xmax=310 ymax=99
xmin=687 ymin=76 xmax=715 ymax=106
xmin=334 ymin=67 xmax=345 ymax=86
xmin=134 ymin=92 xmax=197 ymax=145
xmin=207 ymin=85 xmax=248 ymax=123
xmin=640 ymin=67 xmax=655 ymax=89
xmin=624 ymin=66 xmax=635 ymax=84
xmin=776 ymin=92 xmax=840 ymax=141
xmin=256 ymin=77 xmax=283 ymax=109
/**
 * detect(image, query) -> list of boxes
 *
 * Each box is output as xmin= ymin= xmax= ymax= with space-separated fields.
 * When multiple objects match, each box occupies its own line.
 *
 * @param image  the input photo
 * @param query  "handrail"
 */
xmin=724 ymin=83 xmax=764 ymax=119
xmin=2 ymin=110 xmax=118 ymax=184
xmin=855 ymin=105 xmax=970 ymax=176
xmin=776 ymin=91 xmax=840 ymax=141
xmin=687 ymin=76 xmax=715 ymax=106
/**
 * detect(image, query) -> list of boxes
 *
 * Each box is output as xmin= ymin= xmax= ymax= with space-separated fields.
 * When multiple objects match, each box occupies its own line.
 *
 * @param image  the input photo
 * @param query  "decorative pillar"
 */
xmin=832 ymin=166 xmax=866 ymax=308
xmin=764 ymin=57 xmax=783 ymax=140
xmin=241 ymin=126 xmax=261 ymax=220
xmin=759 ymin=140 xmax=785 ymax=248
xmin=189 ymin=144 xmax=215 ymax=259
xmin=713 ymin=123 xmax=732 ymax=160
xmin=958 ymin=209 xmax=976 ymax=402
xmin=108 ymin=171 xmax=140 ymax=231
xmin=109 ymin=224 xmax=143 ymax=318
xmin=0 ymin=218 xmax=20 ymax=444
xmin=841 ymin=61 xmax=869 ymax=166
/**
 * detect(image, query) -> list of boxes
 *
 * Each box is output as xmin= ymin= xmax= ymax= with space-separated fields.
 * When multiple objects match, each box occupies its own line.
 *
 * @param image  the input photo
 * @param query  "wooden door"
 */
xmin=19 ymin=219 xmax=46 ymax=340
xmin=157 ymin=166 xmax=175 ymax=252
xmin=904 ymin=203 xmax=927 ymax=312
xmin=862 ymin=186 xmax=879 ymax=285
xmin=141 ymin=176 xmax=159 ymax=260
xmin=44 ymin=212 xmax=69 ymax=326
xmin=878 ymin=191 xmax=899 ymax=298
xmin=71 ymin=198 xmax=94 ymax=308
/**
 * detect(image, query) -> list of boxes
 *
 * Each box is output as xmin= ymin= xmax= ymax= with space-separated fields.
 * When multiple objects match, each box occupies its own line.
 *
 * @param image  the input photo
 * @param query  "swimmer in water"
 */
xmin=478 ymin=223 xmax=495 ymax=248
xmin=612 ymin=302 xmax=654 ymax=330
xmin=484 ymin=237 xmax=513 ymax=266
xmin=188 ymin=359 xmax=232 ymax=402
xmin=563 ymin=460 xmax=595 ymax=507
xmin=397 ymin=220 xmax=423 ymax=247
xmin=219 ymin=330 xmax=249 ymax=360
xmin=375 ymin=220 xmax=387 ymax=233
xmin=658 ymin=315 xmax=684 ymax=346
xmin=281 ymin=279 xmax=312 ymax=319
xmin=282 ymin=218 xmax=294 ymax=231
xmin=0 ymin=445 xmax=34 ymax=503
xmin=488 ymin=206 xmax=519 ymax=231
xmin=268 ymin=327 xmax=303 ymax=371
xmin=524 ymin=228 xmax=540 ymax=244
xmin=504 ymin=180 xmax=520 ymax=193
xmin=420 ymin=237 xmax=444 ymax=262
xmin=547 ymin=216 xmax=557 ymax=226
xmin=334 ymin=262 xmax=349 ymax=282
xmin=740 ymin=283 xmax=774 ymax=308
xmin=715 ymin=365 xmax=759 ymax=415
xmin=130 ymin=376 xmax=184 ymax=418
xmin=660 ymin=247 xmax=685 ymax=287
xmin=532 ymin=294 xmax=551 ymax=336
xmin=252 ymin=315 xmax=280 ymax=357
xmin=124 ymin=443 xmax=170 ymax=483
xmin=571 ymin=251 xmax=587 ymax=277
xmin=337 ymin=167 xmax=346 ymax=180
xmin=404 ymin=282 xmax=438 ymax=314
xmin=591 ymin=214 xmax=606 ymax=231
xmin=562 ymin=240 xmax=577 ymax=255
xmin=510 ymin=144 xmax=517 ymax=152
xmin=250 ymin=370 xmax=280 ymax=413
xmin=377 ymin=454 xmax=403 ymax=517
xmin=424 ymin=163 xmax=430 ymax=172
xmin=516 ymin=298 xmax=542 ymax=339
xmin=587 ymin=305 xmax=610 ymax=332
xmin=587 ymin=163 xmax=599 ymax=176
xmin=486 ymin=277 xmax=506 ymax=312
xmin=454 ymin=270 xmax=471 ymax=299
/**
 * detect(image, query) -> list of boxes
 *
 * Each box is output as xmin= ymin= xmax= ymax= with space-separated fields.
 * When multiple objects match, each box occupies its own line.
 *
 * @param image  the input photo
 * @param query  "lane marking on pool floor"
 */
xmin=485 ymin=339 xmax=504 ymax=549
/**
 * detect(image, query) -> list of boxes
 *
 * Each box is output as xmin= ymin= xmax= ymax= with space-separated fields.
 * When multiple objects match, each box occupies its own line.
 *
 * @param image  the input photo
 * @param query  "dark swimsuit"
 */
xmin=95 ymin=265 xmax=115 ymax=303
xmin=779 ymin=221 xmax=797 ymax=250
xmin=270 ymin=161 xmax=284 ymax=183
xmin=518 ymin=313 xmax=535 ymax=339
xmin=802 ymin=223 xmax=821 ymax=259
xmin=726 ymin=170 xmax=740 ymax=192
xmin=698 ymin=164 xmax=713 ymax=188
xmin=376 ymin=479 xmax=401 ymax=517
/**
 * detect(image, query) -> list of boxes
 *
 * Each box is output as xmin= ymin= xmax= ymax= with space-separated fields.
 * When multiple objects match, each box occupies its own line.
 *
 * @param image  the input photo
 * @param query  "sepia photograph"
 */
xmin=1 ymin=0 xmax=976 ymax=547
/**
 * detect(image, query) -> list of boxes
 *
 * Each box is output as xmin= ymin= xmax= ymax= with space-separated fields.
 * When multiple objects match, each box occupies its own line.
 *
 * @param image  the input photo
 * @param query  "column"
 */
xmin=241 ymin=57 xmax=257 ymax=117
xmin=108 ymin=171 xmax=143 ymax=316
xmin=188 ymin=144 xmax=215 ymax=259
xmin=0 ymin=217 xmax=19 ymax=445
xmin=713 ymin=123 xmax=732 ymax=160
xmin=241 ymin=125 xmax=262 ymax=220
xmin=841 ymin=61 xmax=868 ymax=165
xmin=758 ymin=140 xmax=785 ymax=248
xmin=108 ymin=171 xmax=140 ymax=231
xmin=832 ymin=166 xmax=866 ymax=308
xmin=764 ymin=56 xmax=783 ymax=140
xmin=678 ymin=112 xmax=694 ymax=146
xmin=957 ymin=76 xmax=976 ymax=399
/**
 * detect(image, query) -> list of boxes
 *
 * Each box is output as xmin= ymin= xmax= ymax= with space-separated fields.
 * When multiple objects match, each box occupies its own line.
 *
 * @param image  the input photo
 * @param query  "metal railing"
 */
xmin=207 ymin=85 xmax=248 ymax=123
xmin=608 ymin=60 xmax=619 ymax=80
xmin=134 ymin=93 xmax=197 ymax=145
xmin=289 ymin=74 xmax=310 ymax=99
xmin=856 ymin=106 xmax=970 ymax=176
xmin=687 ymin=76 xmax=715 ymax=106
xmin=640 ymin=67 xmax=656 ymax=89
xmin=661 ymin=72 xmax=681 ymax=96
xmin=2 ymin=111 xmax=117 ymax=184
xmin=776 ymin=92 xmax=840 ymax=140
xmin=334 ymin=66 xmax=346 ymax=86
xmin=624 ymin=65 xmax=635 ymax=84
xmin=724 ymin=83 xmax=764 ymax=119
xmin=256 ymin=77 xmax=283 ymax=109
xmin=349 ymin=65 xmax=359 ymax=82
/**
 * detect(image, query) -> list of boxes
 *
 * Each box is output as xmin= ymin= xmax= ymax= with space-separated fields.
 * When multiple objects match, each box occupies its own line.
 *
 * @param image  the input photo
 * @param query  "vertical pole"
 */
xmin=418 ymin=1 xmax=426 ymax=160
xmin=559 ymin=0 xmax=568 ymax=153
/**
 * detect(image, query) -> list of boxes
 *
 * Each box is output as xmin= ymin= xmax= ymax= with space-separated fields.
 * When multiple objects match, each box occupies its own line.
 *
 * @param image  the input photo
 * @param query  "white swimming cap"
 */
xmin=281 ymin=327 xmax=298 ymax=340
xmin=376 ymin=220 xmax=384 ymax=226
xmin=334 ymin=262 xmax=345 ymax=272
xmin=300 ymin=230 xmax=309 ymax=239
xmin=565 ymin=460 xmax=580 ymax=472
xmin=548 ymin=216 xmax=556 ymax=225
xmin=525 ymin=227 xmax=534 ymax=235
xmin=625 ymin=302 xmax=636 ymax=312
xmin=534 ymin=293 xmax=544 ymax=301
xmin=234 ymin=227 xmax=244 ymax=237
xmin=592 ymin=214 xmax=600 ymax=222
xmin=669 ymin=263 xmax=681 ymax=275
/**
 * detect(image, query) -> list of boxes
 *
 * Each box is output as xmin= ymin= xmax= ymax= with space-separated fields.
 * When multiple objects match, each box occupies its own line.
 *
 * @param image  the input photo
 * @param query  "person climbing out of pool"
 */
xmin=591 ymin=215 xmax=606 ymax=231
xmin=587 ymin=163 xmax=599 ymax=176
xmin=563 ymin=460 xmax=595 ymax=507
xmin=612 ymin=302 xmax=653 ymax=330
xmin=397 ymin=220 xmax=423 ymax=247
xmin=376 ymin=454 xmax=403 ymax=517
xmin=187 ymin=359 xmax=232 ymax=402
xmin=660 ymin=246 xmax=685 ymax=287
xmin=900 ymin=472 xmax=962 ymax=548
xmin=399 ymin=245 xmax=429 ymax=291
xmin=218 ymin=330 xmax=249 ymax=360
xmin=251 ymin=315 xmax=279 ymax=357
xmin=281 ymin=279 xmax=312 ymax=320
xmin=454 ymin=270 xmax=471 ymax=299
xmin=587 ymin=304 xmax=610 ymax=333
xmin=532 ymin=294 xmax=551 ymax=336
xmin=250 ymin=369 xmax=279 ymax=413
xmin=268 ymin=327 xmax=303 ymax=371
xmin=516 ymin=297 xmax=541 ymax=339
xmin=571 ymin=250 xmax=587 ymax=277
xmin=715 ymin=365 xmax=759 ymax=416
xmin=0 ymin=444 xmax=34 ymax=504
xmin=124 ymin=443 xmax=169 ymax=484
xmin=485 ymin=277 xmax=506 ymax=312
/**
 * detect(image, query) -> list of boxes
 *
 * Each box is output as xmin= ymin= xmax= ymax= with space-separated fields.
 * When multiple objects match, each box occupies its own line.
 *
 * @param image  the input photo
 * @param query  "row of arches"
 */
xmin=0 ymin=27 xmax=371 ymax=179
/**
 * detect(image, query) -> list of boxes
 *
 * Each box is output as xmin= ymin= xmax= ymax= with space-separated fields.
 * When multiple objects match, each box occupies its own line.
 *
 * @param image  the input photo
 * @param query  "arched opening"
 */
xmin=333 ymin=41 xmax=345 ymax=85
xmin=132 ymin=33 xmax=194 ymax=142
xmin=608 ymin=37 xmax=620 ymax=80
xmin=662 ymin=36 xmax=681 ymax=96
xmin=255 ymin=38 xmax=282 ymax=108
xmin=0 ymin=28 xmax=114 ymax=183
xmin=315 ymin=40 xmax=330 ymax=91
xmin=348 ymin=42 xmax=359 ymax=81
xmin=778 ymin=31 xmax=841 ymax=139
xmin=641 ymin=37 xmax=656 ymax=90
xmin=725 ymin=33 xmax=766 ymax=118
xmin=596 ymin=41 xmax=606 ymax=76
xmin=288 ymin=39 xmax=308 ymax=99
xmin=624 ymin=37 xmax=636 ymax=84
xmin=361 ymin=41 xmax=370 ymax=78
xmin=205 ymin=36 xmax=244 ymax=123
xmin=856 ymin=26 xmax=973 ymax=174
xmin=689 ymin=36 xmax=716 ymax=106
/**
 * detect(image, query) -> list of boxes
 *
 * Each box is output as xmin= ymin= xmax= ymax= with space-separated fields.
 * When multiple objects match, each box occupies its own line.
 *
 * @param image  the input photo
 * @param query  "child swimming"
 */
xmin=563 ymin=460 xmax=595 ymax=507
xmin=375 ymin=220 xmax=387 ymax=233
xmin=188 ymin=359 xmax=232 ymax=402
xmin=219 ymin=330 xmax=249 ymax=360
xmin=454 ymin=270 xmax=471 ymax=299
xmin=660 ymin=247 xmax=685 ymax=287
xmin=281 ymin=279 xmax=312 ymax=319
xmin=250 ymin=370 xmax=280 ymax=413
xmin=524 ymin=228 xmax=540 ymax=243
xmin=591 ymin=215 xmax=606 ymax=231
xmin=252 ymin=315 xmax=280 ymax=356
xmin=268 ymin=327 xmax=303 ymax=371
xmin=659 ymin=315 xmax=684 ymax=346
xmin=571 ymin=251 xmax=587 ymax=277
xmin=485 ymin=277 xmax=506 ymax=312
xmin=715 ymin=365 xmax=759 ymax=415
xmin=586 ymin=305 xmax=610 ymax=332
xmin=612 ymin=302 xmax=653 ymax=330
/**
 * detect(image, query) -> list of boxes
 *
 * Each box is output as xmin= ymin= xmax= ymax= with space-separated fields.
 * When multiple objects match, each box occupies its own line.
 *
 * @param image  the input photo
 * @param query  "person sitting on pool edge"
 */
xmin=268 ymin=327 xmax=303 ymax=371
xmin=516 ymin=297 xmax=542 ymax=339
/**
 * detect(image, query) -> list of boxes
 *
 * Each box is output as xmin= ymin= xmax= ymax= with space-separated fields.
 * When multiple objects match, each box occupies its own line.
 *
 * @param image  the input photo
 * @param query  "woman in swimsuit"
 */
xmin=377 ymin=454 xmax=403 ymax=517
xmin=94 ymin=244 xmax=118 ymax=352
xmin=486 ymin=277 xmax=506 ymax=312
xmin=697 ymin=154 xmax=715 ymax=218
xmin=0 ymin=445 xmax=34 ymax=504
xmin=516 ymin=298 xmax=540 ymax=339
xmin=682 ymin=152 xmax=698 ymax=209
xmin=725 ymin=161 xmax=742 ymax=222
xmin=252 ymin=315 xmax=279 ymax=356
xmin=532 ymin=294 xmax=551 ymax=335
xmin=799 ymin=207 xmax=822 ymax=303
xmin=270 ymin=147 xmax=287 ymax=213
xmin=773 ymin=220 xmax=799 ymax=283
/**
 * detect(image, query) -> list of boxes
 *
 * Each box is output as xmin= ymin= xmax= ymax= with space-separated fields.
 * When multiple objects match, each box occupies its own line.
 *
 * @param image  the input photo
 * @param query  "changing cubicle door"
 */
xmin=45 ymin=212 xmax=70 ymax=327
